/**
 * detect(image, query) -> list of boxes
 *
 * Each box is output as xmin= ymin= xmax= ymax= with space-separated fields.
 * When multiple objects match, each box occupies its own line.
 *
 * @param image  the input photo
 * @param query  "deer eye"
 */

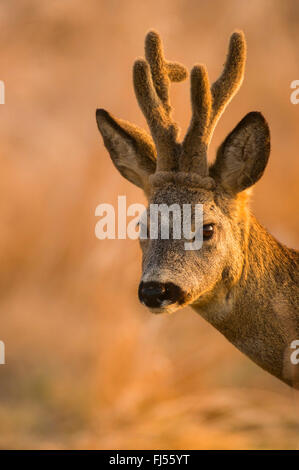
xmin=202 ymin=224 xmax=214 ymax=241
xmin=137 ymin=220 xmax=150 ymax=239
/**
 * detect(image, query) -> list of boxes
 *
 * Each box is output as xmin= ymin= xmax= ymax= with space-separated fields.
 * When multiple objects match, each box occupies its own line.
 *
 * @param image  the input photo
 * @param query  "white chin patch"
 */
xmin=160 ymin=300 xmax=173 ymax=307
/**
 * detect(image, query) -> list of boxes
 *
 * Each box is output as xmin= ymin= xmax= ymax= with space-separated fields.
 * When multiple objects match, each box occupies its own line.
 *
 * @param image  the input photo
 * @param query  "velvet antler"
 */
xmin=133 ymin=31 xmax=188 ymax=171
xmin=181 ymin=31 xmax=246 ymax=175
xmin=97 ymin=30 xmax=246 ymax=185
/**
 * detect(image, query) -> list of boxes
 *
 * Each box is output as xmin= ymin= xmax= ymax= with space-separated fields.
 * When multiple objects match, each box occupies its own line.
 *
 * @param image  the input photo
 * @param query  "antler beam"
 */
xmin=181 ymin=31 xmax=246 ymax=174
xmin=133 ymin=31 xmax=188 ymax=171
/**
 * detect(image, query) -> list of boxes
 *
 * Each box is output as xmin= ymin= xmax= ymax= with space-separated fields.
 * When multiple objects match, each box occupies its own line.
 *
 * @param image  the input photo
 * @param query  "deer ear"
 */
xmin=211 ymin=112 xmax=270 ymax=193
xmin=96 ymin=109 xmax=157 ymax=189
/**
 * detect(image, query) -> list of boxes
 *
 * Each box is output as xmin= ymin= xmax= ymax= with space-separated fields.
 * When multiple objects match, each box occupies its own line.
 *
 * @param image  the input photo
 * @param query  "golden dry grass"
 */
xmin=0 ymin=0 xmax=298 ymax=449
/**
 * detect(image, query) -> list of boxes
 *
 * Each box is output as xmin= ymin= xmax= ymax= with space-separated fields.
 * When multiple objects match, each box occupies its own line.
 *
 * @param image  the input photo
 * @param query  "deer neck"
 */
xmin=192 ymin=215 xmax=299 ymax=387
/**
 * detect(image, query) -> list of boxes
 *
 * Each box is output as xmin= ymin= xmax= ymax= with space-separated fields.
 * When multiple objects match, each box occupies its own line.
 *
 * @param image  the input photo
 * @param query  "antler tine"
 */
xmin=133 ymin=30 xmax=188 ymax=171
xmin=210 ymin=31 xmax=246 ymax=137
xmin=181 ymin=64 xmax=212 ymax=174
xmin=182 ymin=30 xmax=246 ymax=175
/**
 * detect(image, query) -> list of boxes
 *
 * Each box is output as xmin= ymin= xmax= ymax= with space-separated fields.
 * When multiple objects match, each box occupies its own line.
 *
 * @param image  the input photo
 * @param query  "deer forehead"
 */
xmin=150 ymin=184 xmax=213 ymax=203
xmin=147 ymin=183 xmax=226 ymax=218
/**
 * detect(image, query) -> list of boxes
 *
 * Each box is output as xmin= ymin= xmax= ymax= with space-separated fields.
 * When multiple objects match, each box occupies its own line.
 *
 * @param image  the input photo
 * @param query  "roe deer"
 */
xmin=96 ymin=31 xmax=299 ymax=387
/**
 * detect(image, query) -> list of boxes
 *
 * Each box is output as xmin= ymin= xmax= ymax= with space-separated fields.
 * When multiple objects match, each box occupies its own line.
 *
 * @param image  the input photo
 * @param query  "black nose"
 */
xmin=138 ymin=281 xmax=184 ymax=309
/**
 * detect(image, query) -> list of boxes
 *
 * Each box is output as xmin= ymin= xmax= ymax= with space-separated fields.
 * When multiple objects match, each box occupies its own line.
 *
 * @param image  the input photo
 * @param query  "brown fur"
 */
xmin=95 ymin=31 xmax=299 ymax=388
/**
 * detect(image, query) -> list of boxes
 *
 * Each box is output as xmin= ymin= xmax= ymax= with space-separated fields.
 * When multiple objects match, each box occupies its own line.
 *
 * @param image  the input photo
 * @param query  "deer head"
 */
xmin=96 ymin=31 xmax=270 ymax=315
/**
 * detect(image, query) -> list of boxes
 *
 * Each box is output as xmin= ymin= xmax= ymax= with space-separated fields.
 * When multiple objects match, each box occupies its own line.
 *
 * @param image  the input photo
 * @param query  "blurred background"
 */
xmin=0 ymin=0 xmax=298 ymax=450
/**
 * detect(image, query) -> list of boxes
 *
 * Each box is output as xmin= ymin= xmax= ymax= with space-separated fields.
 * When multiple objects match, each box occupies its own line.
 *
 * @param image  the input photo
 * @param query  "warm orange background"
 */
xmin=0 ymin=0 xmax=298 ymax=449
